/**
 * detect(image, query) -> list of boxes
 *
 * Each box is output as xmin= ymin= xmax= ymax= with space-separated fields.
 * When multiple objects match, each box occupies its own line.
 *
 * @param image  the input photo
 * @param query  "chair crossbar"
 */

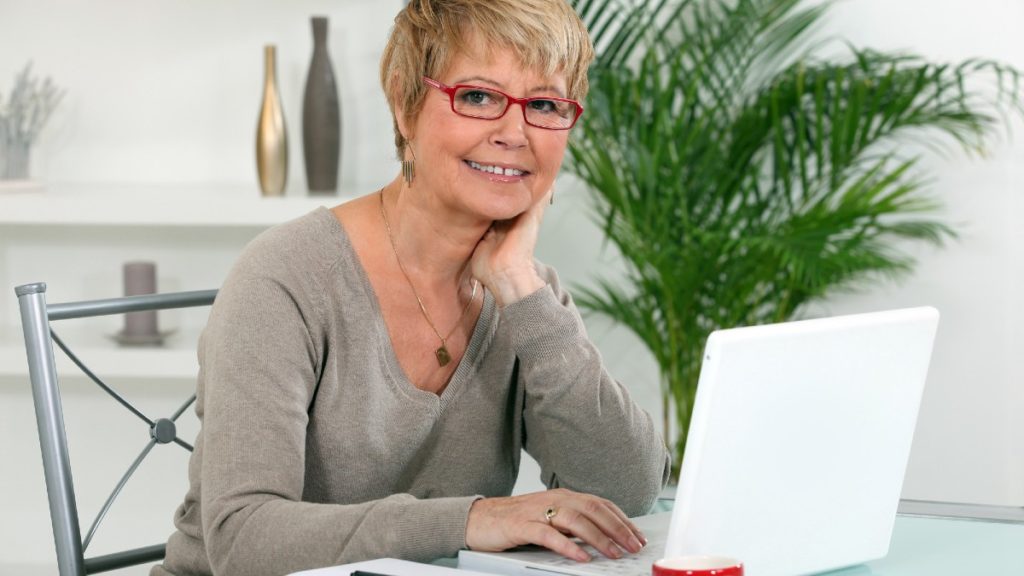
xmin=48 ymin=290 xmax=218 ymax=321
xmin=84 ymin=438 xmax=157 ymax=551
xmin=51 ymin=330 xmax=154 ymax=426
xmin=83 ymin=544 xmax=167 ymax=574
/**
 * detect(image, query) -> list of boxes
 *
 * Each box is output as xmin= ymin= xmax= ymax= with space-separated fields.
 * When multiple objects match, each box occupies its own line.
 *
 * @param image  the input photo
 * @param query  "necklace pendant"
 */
xmin=435 ymin=345 xmax=452 ymax=367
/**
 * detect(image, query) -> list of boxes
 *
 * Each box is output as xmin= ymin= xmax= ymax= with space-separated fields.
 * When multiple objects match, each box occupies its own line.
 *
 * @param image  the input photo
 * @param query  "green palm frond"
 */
xmin=567 ymin=0 xmax=1024 ymax=473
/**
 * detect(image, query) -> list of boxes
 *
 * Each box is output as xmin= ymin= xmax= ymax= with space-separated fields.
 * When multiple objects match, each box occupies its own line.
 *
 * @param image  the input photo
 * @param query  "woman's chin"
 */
xmin=472 ymin=198 xmax=535 ymax=223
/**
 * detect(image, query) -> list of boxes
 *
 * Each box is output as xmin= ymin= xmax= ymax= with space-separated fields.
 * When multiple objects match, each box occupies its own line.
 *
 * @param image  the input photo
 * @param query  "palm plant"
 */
xmin=566 ymin=0 xmax=1023 ymax=476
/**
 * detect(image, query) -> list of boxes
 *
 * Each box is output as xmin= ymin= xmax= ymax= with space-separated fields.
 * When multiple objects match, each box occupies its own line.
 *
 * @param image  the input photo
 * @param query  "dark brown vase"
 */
xmin=302 ymin=16 xmax=341 ymax=195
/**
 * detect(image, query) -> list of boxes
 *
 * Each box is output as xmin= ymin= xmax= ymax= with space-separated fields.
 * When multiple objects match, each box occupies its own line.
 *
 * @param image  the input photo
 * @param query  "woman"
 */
xmin=155 ymin=1 xmax=669 ymax=574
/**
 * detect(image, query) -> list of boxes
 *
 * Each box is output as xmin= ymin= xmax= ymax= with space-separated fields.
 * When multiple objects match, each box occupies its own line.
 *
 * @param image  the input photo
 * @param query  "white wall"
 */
xmin=1 ymin=0 xmax=1021 ymax=573
xmin=807 ymin=0 xmax=1024 ymax=506
xmin=0 ymin=0 xmax=399 ymax=190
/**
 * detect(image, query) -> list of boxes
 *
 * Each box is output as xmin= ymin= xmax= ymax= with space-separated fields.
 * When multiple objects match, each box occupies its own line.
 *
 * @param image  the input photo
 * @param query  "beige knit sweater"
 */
xmin=153 ymin=207 xmax=669 ymax=576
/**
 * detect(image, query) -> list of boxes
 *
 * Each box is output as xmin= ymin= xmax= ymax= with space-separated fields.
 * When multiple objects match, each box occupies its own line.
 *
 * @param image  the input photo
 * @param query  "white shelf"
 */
xmin=0 ymin=182 xmax=350 ymax=227
xmin=0 ymin=181 xmax=357 ymax=380
xmin=0 ymin=324 xmax=201 ymax=381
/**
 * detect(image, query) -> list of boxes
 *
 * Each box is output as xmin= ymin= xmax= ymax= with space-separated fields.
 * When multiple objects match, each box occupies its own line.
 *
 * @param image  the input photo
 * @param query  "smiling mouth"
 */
xmin=465 ymin=160 xmax=529 ymax=177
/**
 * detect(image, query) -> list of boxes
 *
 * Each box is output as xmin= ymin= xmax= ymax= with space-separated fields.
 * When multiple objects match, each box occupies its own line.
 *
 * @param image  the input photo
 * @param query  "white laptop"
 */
xmin=459 ymin=307 xmax=939 ymax=576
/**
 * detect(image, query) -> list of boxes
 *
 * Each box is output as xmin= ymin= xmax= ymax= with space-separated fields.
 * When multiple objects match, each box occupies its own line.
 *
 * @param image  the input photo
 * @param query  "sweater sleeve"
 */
xmin=500 ymin=264 xmax=671 ymax=517
xmin=198 ymin=269 xmax=477 ymax=576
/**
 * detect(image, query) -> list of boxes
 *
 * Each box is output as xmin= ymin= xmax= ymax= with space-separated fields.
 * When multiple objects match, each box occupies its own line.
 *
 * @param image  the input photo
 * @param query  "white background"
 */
xmin=1 ymin=0 xmax=1021 ymax=573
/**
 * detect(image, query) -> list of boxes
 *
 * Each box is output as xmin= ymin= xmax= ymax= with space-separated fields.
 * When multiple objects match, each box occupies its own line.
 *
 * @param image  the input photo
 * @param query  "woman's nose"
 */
xmin=489 ymin=104 xmax=529 ymax=149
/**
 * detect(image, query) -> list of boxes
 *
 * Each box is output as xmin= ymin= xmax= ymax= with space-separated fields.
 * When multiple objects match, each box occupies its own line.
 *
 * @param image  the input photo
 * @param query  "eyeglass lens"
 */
xmin=453 ymin=86 xmax=577 ymax=129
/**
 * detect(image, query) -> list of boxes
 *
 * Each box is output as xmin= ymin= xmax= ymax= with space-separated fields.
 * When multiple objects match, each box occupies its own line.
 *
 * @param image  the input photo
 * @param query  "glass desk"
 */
xmin=846 ymin=500 xmax=1024 ymax=575
xmin=439 ymin=498 xmax=1023 ymax=575
xmin=652 ymin=497 xmax=1024 ymax=575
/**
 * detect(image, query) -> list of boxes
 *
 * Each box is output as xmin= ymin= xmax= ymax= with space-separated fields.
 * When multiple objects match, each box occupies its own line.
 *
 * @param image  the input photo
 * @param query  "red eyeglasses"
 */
xmin=423 ymin=76 xmax=584 ymax=130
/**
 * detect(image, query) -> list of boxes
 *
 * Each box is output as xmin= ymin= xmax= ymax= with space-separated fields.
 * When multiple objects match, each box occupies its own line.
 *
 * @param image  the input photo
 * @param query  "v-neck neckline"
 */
xmin=322 ymin=207 xmax=496 ymax=412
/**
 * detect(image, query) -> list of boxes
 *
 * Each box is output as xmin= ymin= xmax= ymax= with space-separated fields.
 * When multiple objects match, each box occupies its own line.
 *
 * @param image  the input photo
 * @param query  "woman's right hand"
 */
xmin=464 ymin=488 xmax=647 ymax=562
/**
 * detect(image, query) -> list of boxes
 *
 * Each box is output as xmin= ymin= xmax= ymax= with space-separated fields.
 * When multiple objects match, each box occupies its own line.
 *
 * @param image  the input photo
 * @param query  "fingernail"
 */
xmin=576 ymin=550 xmax=591 ymax=562
xmin=609 ymin=545 xmax=623 ymax=559
xmin=629 ymin=536 xmax=643 ymax=552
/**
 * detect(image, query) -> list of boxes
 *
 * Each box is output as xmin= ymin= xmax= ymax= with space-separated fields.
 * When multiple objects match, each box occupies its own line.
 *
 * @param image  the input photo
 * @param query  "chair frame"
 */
xmin=15 ymin=282 xmax=216 ymax=576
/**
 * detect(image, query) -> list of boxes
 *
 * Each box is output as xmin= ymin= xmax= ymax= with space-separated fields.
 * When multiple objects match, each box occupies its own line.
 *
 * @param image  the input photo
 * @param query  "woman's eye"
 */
xmin=460 ymin=90 xmax=494 ymax=106
xmin=528 ymin=99 xmax=558 ymax=114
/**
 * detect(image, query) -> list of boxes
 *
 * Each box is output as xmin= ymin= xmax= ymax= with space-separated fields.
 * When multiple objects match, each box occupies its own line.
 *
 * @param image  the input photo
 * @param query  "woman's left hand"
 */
xmin=471 ymin=188 xmax=552 ymax=306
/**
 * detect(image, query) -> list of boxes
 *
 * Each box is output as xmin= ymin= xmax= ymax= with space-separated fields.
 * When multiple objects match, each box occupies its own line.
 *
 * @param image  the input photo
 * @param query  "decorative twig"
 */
xmin=0 ymin=62 xmax=66 ymax=145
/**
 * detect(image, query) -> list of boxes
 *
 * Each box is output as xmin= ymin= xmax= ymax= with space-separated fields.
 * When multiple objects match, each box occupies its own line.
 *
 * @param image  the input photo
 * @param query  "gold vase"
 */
xmin=256 ymin=44 xmax=288 ymax=196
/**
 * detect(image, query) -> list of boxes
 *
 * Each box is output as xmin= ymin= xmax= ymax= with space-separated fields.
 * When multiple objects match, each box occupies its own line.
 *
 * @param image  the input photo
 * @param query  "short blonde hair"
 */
xmin=380 ymin=0 xmax=594 ymax=156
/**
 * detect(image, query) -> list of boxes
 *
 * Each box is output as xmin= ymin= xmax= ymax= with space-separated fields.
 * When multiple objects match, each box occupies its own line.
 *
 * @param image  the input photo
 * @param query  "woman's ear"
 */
xmin=396 ymin=107 xmax=414 ymax=144
xmin=391 ymin=71 xmax=415 ymax=144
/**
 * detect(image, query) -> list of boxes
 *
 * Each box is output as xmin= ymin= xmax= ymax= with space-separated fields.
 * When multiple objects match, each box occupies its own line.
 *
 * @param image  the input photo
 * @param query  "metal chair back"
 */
xmin=15 ymin=282 xmax=216 ymax=575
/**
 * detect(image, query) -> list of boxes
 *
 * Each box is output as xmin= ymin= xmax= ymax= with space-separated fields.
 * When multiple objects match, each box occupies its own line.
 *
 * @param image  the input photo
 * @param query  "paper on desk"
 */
xmin=288 ymin=557 xmax=497 ymax=576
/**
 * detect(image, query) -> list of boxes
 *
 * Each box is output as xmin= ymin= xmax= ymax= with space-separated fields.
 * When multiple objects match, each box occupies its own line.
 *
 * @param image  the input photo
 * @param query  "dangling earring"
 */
xmin=402 ymin=143 xmax=416 ymax=185
xmin=402 ymin=159 xmax=415 ymax=185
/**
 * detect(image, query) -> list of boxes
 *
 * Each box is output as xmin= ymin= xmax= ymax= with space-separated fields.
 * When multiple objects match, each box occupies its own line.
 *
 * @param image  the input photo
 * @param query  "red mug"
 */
xmin=652 ymin=556 xmax=744 ymax=576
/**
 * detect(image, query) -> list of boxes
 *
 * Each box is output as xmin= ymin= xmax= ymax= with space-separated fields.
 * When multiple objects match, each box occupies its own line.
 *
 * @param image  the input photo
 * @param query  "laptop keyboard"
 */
xmin=458 ymin=512 xmax=674 ymax=576
xmin=537 ymin=538 xmax=664 ymax=575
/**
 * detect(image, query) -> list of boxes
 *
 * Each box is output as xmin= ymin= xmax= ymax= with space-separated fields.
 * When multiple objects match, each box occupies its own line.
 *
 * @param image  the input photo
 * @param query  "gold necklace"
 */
xmin=379 ymin=190 xmax=478 ymax=367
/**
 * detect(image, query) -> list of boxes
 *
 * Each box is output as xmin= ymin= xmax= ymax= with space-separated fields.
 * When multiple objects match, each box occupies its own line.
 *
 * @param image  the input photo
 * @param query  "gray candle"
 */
xmin=123 ymin=261 xmax=158 ymax=336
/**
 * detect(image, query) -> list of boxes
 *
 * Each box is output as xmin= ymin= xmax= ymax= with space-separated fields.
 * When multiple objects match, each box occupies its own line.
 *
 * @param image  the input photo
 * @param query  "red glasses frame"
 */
xmin=422 ymin=76 xmax=584 ymax=130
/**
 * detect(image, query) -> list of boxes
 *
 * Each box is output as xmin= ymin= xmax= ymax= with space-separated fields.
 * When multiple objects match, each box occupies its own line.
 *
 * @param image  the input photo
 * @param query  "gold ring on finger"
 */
xmin=544 ymin=507 xmax=558 ymax=523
